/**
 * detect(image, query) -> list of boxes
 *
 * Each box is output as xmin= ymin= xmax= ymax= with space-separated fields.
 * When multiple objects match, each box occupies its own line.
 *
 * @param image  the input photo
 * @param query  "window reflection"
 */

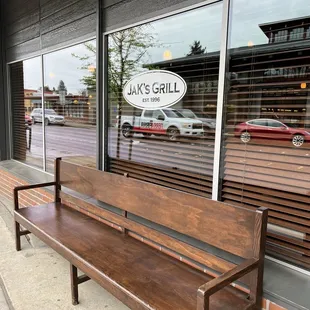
xmin=43 ymin=40 xmax=97 ymax=172
xmin=222 ymin=0 xmax=310 ymax=269
xmin=11 ymin=57 xmax=43 ymax=169
xmin=108 ymin=3 xmax=222 ymax=197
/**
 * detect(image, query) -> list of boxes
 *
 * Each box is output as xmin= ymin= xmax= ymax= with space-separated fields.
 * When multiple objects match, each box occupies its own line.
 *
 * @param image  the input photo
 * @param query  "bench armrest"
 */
xmin=14 ymin=181 xmax=57 ymax=210
xmin=197 ymin=258 xmax=259 ymax=308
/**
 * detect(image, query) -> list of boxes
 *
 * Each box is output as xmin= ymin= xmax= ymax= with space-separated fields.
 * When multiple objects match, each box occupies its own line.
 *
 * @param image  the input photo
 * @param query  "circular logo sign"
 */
xmin=123 ymin=70 xmax=187 ymax=110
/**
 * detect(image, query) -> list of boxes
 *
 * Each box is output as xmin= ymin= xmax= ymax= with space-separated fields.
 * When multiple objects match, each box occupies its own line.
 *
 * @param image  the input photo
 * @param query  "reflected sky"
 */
xmin=24 ymin=57 xmax=42 ymax=90
xmin=146 ymin=2 xmax=222 ymax=63
xmin=24 ymin=40 xmax=96 ymax=94
xmin=229 ymin=0 xmax=310 ymax=48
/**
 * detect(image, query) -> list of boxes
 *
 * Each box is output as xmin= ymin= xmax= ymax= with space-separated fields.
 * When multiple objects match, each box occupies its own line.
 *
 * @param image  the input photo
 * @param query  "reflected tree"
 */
xmin=187 ymin=40 xmax=206 ymax=56
xmin=72 ymin=27 xmax=157 ymax=158
xmin=108 ymin=25 xmax=157 ymax=158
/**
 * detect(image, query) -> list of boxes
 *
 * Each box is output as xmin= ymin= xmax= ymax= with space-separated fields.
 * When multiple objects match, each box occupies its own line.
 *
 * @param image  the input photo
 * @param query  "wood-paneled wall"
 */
xmin=0 ymin=1 xmax=8 ymax=160
xmin=103 ymin=0 xmax=206 ymax=32
xmin=2 ymin=0 xmax=97 ymax=62
xmin=2 ymin=0 xmax=203 ymax=61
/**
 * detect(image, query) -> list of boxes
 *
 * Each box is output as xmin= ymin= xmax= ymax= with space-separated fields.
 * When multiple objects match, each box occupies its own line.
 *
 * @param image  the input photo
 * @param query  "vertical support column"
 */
xmin=0 ymin=7 xmax=9 ymax=161
xmin=13 ymin=188 xmax=21 ymax=251
xmin=212 ymin=0 xmax=231 ymax=201
xmin=70 ymin=264 xmax=79 ymax=305
xmin=102 ymin=34 xmax=109 ymax=171
xmin=249 ymin=207 xmax=268 ymax=308
xmin=41 ymin=55 xmax=47 ymax=171
xmin=96 ymin=0 xmax=104 ymax=170
xmin=54 ymin=157 xmax=62 ymax=203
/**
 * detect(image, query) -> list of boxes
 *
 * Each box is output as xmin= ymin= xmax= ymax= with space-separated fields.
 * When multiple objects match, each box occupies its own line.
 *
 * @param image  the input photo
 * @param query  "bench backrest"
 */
xmin=56 ymin=159 xmax=267 ymax=277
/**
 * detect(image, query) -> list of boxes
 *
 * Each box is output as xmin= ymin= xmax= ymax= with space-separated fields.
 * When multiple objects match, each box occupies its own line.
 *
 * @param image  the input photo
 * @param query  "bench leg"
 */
xmin=15 ymin=222 xmax=21 ymax=251
xmin=70 ymin=264 xmax=79 ymax=305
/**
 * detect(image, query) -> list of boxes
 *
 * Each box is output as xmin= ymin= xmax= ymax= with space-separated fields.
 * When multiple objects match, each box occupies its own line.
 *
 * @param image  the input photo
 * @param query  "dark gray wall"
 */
xmin=0 ymin=1 xmax=8 ymax=160
xmin=3 ymin=0 xmax=97 ymax=62
xmin=103 ymin=0 xmax=212 ymax=32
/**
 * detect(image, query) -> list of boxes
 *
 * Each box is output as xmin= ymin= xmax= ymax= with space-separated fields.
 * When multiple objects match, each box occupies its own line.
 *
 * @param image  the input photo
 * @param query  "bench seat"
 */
xmin=15 ymin=202 xmax=252 ymax=310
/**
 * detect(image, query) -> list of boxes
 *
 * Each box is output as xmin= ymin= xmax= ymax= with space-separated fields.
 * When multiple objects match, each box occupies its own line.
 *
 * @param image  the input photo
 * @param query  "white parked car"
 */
xmin=118 ymin=108 xmax=204 ymax=140
xmin=31 ymin=108 xmax=65 ymax=126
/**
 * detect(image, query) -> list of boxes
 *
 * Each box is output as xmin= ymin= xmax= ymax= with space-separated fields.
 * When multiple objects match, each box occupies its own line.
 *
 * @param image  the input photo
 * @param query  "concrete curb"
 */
xmin=0 ymin=273 xmax=14 ymax=310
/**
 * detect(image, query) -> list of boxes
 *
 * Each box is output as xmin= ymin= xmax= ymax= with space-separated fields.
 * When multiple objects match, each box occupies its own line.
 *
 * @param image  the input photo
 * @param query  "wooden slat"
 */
xmin=60 ymin=192 xmax=239 ymax=276
xmin=266 ymin=243 xmax=310 ymax=265
xmin=222 ymin=199 xmax=310 ymax=235
xmin=5 ymin=9 xmax=39 ymax=36
xmin=268 ymin=235 xmax=310 ymax=256
xmin=40 ymin=0 xmax=96 ymax=34
xmin=223 ymin=186 xmax=309 ymax=212
xmin=224 ymin=175 xmax=308 ymax=196
xmin=110 ymin=168 xmax=211 ymax=197
xmin=41 ymin=13 xmax=96 ymax=50
xmin=268 ymin=232 xmax=310 ymax=250
xmin=6 ymin=23 xmax=40 ymax=48
xmin=223 ymin=181 xmax=309 ymax=204
xmin=6 ymin=37 xmax=41 ymax=62
xmin=59 ymin=161 xmax=257 ymax=258
xmin=110 ymin=167 xmax=211 ymax=197
xmin=222 ymin=191 xmax=309 ymax=219
xmin=110 ymin=162 xmax=212 ymax=189
xmin=111 ymin=158 xmax=213 ymax=182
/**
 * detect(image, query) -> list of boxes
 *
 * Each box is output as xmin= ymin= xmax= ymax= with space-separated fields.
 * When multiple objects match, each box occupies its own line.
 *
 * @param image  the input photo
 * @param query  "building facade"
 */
xmin=0 ymin=0 xmax=309 ymax=309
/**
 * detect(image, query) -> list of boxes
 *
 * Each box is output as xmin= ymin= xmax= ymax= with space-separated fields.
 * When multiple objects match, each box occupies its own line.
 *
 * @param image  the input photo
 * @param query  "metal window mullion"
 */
xmin=212 ymin=0 xmax=231 ymax=201
xmin=102 ymin=34 xmax=109 ymax=171
xmin=41 ymin=55 xmax=46 ymax=171
xmin=96 ymin=0 xmax=103 ymax=170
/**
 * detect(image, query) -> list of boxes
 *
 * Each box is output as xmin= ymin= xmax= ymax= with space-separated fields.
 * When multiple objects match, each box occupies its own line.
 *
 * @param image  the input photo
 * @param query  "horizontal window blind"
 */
xmin=222 ymin=42 xmax=310 ymax=269
xmin=108 ymin=56 xmax=220 ymax=199
xmin=11 ymin=59 xmax=43 ymax=170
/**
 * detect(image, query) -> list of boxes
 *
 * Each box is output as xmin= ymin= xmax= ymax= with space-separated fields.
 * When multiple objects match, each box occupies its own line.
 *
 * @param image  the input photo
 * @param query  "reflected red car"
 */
xmin=234 ymin=119 xmax=310 ymax=147
xmin=25 ymin=114 xmax=32 ymax=126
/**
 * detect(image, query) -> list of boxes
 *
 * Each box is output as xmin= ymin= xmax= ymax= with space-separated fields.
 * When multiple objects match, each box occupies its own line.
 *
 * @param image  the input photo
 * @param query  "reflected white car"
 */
xmin=31 ymin=108 xmax=65 ymax=126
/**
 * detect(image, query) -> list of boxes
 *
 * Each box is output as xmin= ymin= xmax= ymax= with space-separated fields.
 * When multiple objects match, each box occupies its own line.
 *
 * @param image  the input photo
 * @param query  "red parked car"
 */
xmin=234 ymin=119 xmax=310 ymax=147
xmin=25 ymin=114 xmax=32 ymax=126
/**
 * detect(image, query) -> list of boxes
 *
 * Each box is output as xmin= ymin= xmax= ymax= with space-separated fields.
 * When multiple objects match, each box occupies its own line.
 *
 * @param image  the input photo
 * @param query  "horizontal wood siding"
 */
xmin=3 ymin=0 xmax=97 ymax=62
xmin=0 ymin=2 xmax=8 ymax=160
xmin=103 ymin=0 xmax=207 ymax=31
xmin=41 ymin=13 xmax=96 ymax=51
xmin=222 ymin=42 xmax=310 ymax=269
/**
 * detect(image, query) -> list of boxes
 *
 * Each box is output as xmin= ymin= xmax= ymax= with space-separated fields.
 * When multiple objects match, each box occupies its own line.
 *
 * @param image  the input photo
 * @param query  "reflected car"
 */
xmin=25 ymin=114 xmax=32 ymax=126
xmin=31 ymin=108 xmax=65 ymax=126
xmin=235 ymin=119 xmax=310 ymax=147
xmin=176 ymin=109 xmax=216 ymax=131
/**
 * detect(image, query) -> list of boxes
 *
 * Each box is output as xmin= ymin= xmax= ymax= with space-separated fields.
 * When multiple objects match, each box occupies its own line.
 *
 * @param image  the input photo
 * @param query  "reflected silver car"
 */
xmin=31 ymin=108 xmax=65 ymax=126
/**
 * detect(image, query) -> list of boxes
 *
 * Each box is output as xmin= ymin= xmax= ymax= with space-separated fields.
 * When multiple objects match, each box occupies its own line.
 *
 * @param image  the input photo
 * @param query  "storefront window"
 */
xmin=107 ymin=3 xmax=223 ymax=197
xmin=10 ymin=57 xmax=43 ymax=169
xmin=43 ymin=40 xmax=97 ymax=172
xmin=221 ymin=0 xmax=310 ymax=269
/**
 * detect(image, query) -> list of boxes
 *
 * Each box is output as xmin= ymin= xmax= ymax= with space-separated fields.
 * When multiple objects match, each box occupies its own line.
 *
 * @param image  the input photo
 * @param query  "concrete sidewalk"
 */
xmin=0 ymin=214 xmax=128 ymax=310
xmin=0 ymin=284 xmax=10 ymax=310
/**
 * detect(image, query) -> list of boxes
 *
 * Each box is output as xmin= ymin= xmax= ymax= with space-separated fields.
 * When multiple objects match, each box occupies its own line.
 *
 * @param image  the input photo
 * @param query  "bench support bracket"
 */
xmin=70 ymin=264 xmax=91 ymax=305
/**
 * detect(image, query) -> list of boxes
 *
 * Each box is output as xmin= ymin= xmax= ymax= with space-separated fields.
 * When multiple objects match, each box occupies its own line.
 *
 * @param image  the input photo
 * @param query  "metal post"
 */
xmin=102 ymin=34 xmax=109 ymax=171
xmin=41 ymin=55 xmax=47 ymax=171
xmin=212 ymin=0 xmax=231 ymax=201
xmin=96 ymin=0 xmax=104 ymax=170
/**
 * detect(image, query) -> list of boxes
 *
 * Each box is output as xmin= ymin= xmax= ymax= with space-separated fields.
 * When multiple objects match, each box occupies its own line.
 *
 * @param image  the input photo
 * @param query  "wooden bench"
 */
xmin=14 ymin=158 xmax=268 ymax=310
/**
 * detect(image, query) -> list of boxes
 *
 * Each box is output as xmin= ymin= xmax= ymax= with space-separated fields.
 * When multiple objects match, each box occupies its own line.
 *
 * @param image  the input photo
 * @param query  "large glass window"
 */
xmin=221 ymin=0 xmax=310 ymax=269
xmin=43 ymin=40 xmax=97 ymax=172
xmin=10 ymin=57 xmax=43 ymax=169
xmin=107 ymin=3 xmax=223 ymax=197
xmin=10 ymin=40 xmax=96 ymax=172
